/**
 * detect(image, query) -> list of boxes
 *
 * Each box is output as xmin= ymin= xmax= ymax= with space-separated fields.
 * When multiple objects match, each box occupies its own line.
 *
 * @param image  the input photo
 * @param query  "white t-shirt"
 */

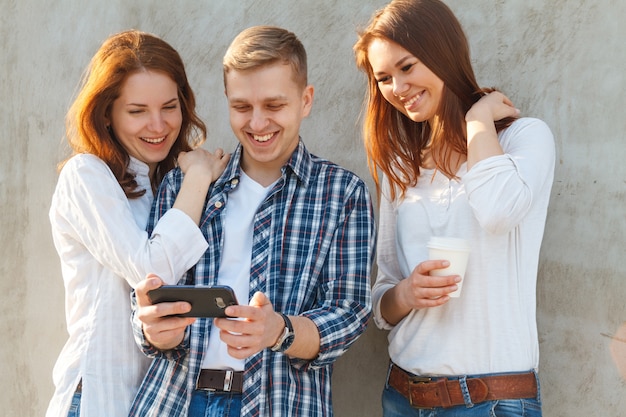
xmin=46 ymin=154 xmax=208 ymax=417
xmin=201 ymin=170 xmax=273 ymax=371
xmin=372 ymin=118 xmax=555 ymax=376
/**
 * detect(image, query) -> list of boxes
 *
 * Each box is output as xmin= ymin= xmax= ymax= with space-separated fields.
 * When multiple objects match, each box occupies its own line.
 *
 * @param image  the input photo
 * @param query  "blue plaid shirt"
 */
xmin=130 ymin=141 xmax=375 ymax=416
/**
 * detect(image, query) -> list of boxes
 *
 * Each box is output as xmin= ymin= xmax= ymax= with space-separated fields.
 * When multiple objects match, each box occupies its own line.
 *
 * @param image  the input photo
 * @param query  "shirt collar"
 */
xmin=217 ymin=139 xmax=312 ymax=189
xmin=285 ymin=139 xmax=312 ymax=187
xmin=128 ymin=155 xmax=150 ymax=176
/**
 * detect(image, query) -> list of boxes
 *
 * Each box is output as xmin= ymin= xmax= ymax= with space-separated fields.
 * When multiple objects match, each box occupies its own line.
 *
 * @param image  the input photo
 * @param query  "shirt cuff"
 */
xmin=150 ymin=208 xmax=209 ymax=284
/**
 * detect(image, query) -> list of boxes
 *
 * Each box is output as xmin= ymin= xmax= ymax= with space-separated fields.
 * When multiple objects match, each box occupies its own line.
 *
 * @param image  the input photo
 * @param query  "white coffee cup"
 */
xmin=427 ymin=237 xmax=471 ymax=298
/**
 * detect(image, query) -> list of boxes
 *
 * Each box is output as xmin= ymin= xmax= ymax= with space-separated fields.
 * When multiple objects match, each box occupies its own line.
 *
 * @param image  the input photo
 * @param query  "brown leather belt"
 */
xmin=196 ymin=369 xmax=244 ymax=393
xmin=388 ymin=364 xmax=537 ymax=409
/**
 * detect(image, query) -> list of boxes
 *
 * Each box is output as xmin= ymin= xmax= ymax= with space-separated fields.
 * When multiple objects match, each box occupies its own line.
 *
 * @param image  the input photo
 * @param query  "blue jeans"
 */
xmin=67 ymin=390 xmax=81 ymax=417
xmin=382 ymin=367 xmax=542 ymax=417
xmin=188 ymin=390 xmax=242 ymax=417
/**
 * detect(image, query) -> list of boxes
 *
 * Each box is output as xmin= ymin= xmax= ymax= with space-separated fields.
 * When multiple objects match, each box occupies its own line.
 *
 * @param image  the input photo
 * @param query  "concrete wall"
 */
xmin=1 ymin=0 xmax=624 ymax=416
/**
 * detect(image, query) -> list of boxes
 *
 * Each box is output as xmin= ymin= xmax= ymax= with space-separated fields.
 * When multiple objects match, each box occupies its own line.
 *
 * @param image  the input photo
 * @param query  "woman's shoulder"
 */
xmin=58 ymin=153 xmax=115 ymax=184
xmin=61 ymin=153 xmax=109 ymax=173
xmin=498 ymin=117 xmax=555 ymax=157
xmin=501 ymin=117 xmax=554 ymax=142
xmin=507 ymin=117 xmax=552 ymax=134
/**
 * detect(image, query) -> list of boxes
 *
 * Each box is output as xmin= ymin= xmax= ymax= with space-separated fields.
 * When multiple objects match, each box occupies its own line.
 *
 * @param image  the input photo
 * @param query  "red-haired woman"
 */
xmin=46 ymin=30 xmax=228 ymax=417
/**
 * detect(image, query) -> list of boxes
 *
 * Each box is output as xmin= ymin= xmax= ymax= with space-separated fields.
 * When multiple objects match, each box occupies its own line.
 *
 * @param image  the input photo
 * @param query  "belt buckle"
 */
xmin=408 ymin=376 xmax=435 ymax=410
xmin=222 ymin=370 xmax=233 ymax=392
xmin=197 ymin=369 xmax=234 ymax=392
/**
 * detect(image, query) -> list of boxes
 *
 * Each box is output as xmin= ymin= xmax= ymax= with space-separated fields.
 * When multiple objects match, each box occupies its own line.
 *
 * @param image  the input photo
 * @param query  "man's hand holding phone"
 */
xmin=135 ymin=274 xmax=196 ymax=351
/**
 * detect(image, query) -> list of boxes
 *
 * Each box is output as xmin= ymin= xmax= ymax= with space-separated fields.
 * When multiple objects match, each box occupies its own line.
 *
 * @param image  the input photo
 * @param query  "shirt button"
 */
xmin=214 ymin=201 xmax=223 ymax=208
xmin=231 ymin=178 xmax=239 ymax=186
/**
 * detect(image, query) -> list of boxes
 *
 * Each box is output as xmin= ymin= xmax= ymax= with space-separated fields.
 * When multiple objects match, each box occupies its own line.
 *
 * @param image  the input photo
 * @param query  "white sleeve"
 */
xmin=371 ymin=176 xmax=404 ymax=330
xmin=463 ymin=118 xmax=555 ymax=235
xmin=49 ymin=155 xmax=208 ymax=288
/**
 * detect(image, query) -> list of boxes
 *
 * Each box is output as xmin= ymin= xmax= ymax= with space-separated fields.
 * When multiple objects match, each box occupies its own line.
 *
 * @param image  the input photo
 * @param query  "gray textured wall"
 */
xmin=1 ymin=1 xmax=624 ymax=416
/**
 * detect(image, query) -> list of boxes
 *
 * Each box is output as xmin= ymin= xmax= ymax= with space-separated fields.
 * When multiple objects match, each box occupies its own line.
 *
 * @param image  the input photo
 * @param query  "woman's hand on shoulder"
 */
xmin=178 ymin=147 xmax=230 ymax=183
xmin=466 ymin=91 xmax=519 ymax=123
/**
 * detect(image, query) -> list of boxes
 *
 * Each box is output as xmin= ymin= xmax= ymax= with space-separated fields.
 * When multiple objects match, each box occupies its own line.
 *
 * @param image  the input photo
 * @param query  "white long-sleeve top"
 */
xmin=46 ymin=154 xmax=209 ymax=417
xmin=372 ymin=117 xmax=555 ymax=376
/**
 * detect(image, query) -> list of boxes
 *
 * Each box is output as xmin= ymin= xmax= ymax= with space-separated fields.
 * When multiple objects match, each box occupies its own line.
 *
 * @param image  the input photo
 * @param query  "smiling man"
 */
xmin=128 ymin=26 xmax=376 ymax=417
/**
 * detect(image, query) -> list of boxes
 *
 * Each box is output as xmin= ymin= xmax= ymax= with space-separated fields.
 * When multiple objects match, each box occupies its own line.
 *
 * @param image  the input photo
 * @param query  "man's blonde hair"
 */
xmin=223 ymin=25 xmax=308 ymax=88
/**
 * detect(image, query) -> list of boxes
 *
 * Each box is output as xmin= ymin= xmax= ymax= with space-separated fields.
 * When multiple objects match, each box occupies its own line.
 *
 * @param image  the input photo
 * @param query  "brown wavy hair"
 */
xmin=64 ymin=30 xmax=206 ymax=197
xmin=354 ymin=0 xmax=515 ymax=199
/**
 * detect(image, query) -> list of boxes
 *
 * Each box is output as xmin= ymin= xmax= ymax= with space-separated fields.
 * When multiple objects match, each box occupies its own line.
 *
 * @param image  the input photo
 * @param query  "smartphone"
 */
xmin=147 ymin=285 xmax=238 ymax=318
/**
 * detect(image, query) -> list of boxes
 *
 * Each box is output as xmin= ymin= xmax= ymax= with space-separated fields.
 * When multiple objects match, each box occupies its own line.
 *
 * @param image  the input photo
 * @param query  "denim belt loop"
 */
xmin=458 ymin=375 xmax=475 ymax=408
xmin=385 ymin=362 xmax=393 ymax=389
xmin=533 ymin=370 xmax=542 ymax=402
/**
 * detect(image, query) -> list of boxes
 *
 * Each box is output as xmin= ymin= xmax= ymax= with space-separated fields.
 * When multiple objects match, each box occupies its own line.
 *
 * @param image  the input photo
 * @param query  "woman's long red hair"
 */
xmin=64 ymin=30 xmax=206 ymax=197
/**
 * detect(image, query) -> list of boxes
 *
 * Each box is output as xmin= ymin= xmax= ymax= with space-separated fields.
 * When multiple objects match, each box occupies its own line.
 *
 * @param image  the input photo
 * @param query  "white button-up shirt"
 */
xmin=373 ymin=118 xmax=555 ymax=376
xmin=46 ymin=154 xmax=208 ymax=417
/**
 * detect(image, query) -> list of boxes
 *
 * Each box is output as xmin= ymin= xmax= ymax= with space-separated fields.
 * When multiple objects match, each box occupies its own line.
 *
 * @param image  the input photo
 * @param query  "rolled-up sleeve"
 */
xmin=51 ymin=156 xmax=208 ymax=289
xmin=464 ymin=118 xmax=555 ymax=235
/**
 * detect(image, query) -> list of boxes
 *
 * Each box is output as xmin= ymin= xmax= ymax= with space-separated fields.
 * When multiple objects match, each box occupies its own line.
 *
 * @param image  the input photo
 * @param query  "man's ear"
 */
xmin=301 ymin=84 xmax=314 ymax=117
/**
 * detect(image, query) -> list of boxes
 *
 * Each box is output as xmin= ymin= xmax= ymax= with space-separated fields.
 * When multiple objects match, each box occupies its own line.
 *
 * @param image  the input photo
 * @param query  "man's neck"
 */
xmin=240 ymin=161 xmax=282 ymax=187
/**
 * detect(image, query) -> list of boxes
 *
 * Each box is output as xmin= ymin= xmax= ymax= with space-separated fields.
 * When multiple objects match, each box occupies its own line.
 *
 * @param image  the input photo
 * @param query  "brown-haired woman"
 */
xmin=354 ymin=0 xmax=554 ymax=415
xmin=46 ymin=30 xmax=228 ymax=417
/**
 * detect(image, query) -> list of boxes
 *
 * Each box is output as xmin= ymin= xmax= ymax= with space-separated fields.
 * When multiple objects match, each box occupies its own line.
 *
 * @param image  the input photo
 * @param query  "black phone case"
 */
xmin=147 ymin=285 xmax=238 ymax=318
